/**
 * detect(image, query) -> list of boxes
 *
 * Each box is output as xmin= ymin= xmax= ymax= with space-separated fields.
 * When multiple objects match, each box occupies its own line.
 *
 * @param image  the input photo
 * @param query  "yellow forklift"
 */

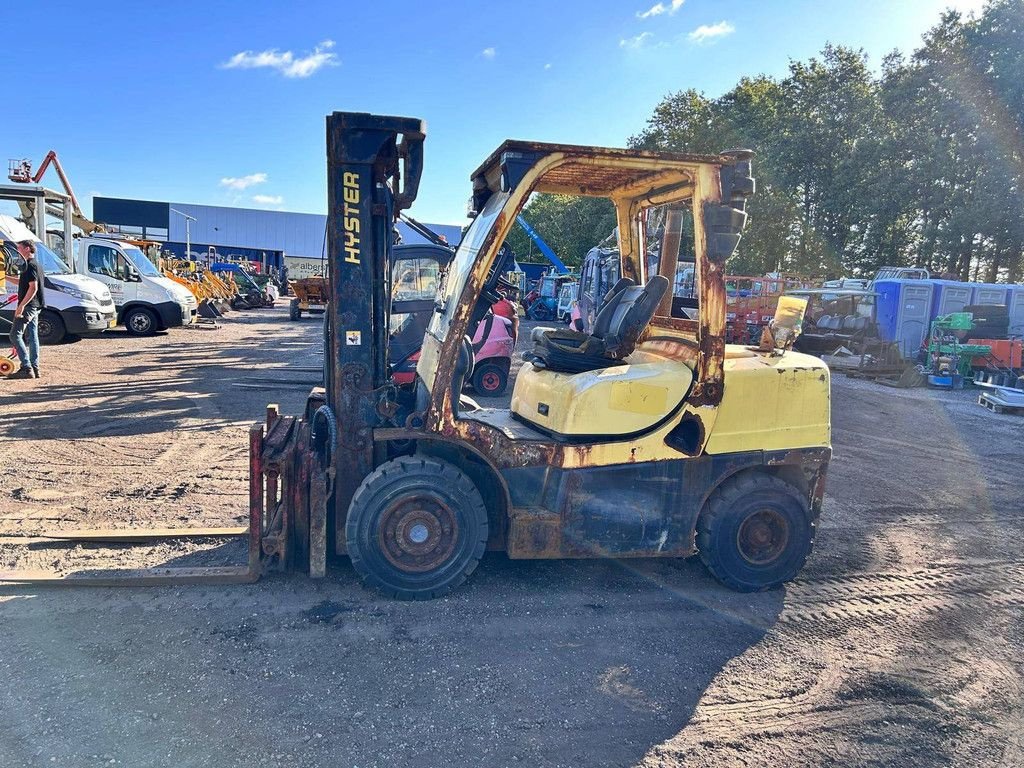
xmin=250 ymin=112 xmax=831 ymax=599
xmin=1 ymin=112 xmax=831 ymax=598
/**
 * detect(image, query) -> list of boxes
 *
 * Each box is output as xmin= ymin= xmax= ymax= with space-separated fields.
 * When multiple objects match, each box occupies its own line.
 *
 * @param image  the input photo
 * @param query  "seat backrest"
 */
xmin=592 ymin=278 xmax=636 ymax=338
xmin=852 ymin=316 xmax=869 ymax=332
xmin=841 ymin=316 xmax=858 ymax=331
xmin=813 ymin=314 xmax=833 ymax=330
xmin=824 ymin=315 xmax=843 ymax=331
xmin=598 ymin=276 xmax=670 ymax=357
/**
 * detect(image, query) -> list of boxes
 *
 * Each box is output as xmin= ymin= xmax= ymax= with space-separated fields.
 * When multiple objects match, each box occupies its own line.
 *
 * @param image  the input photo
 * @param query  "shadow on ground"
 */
xmin=0 ymin=549 xmax=784 ymax=767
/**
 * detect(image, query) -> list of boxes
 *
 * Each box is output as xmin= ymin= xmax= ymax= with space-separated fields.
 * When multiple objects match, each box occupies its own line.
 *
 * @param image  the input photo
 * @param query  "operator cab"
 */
xmin=416 ymin=142 xmax=746 ymax=445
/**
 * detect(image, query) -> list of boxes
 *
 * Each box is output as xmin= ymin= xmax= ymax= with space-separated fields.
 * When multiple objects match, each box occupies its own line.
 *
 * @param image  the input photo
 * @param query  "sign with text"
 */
xmin=284 ymin=256 xmax=327 ymax=279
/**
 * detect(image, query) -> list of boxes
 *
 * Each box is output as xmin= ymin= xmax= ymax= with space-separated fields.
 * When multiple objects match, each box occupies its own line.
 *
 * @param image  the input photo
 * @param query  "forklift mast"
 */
xmin=323 ymin=112 xmax=425 ymax=518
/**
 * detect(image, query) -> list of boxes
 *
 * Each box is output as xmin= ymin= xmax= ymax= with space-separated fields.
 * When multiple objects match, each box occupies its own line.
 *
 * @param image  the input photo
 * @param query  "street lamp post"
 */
xmin=170 ymin=207 xmax=198 ymax=261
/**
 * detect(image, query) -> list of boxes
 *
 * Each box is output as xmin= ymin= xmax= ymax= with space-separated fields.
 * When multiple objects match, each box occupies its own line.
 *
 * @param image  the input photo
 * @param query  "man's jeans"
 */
xmin=11 ymin=306 xmax=40 ymax=370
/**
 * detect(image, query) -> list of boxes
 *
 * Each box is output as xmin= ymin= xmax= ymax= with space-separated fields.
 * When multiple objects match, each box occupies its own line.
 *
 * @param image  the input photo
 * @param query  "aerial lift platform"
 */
xmin=1 ymin=112 xmax=831 ymax=597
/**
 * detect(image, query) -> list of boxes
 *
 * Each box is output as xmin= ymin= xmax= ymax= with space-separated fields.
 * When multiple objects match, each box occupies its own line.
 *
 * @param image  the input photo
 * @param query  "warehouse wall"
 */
xmin=93 ymin=197 xmax=462 ymax=260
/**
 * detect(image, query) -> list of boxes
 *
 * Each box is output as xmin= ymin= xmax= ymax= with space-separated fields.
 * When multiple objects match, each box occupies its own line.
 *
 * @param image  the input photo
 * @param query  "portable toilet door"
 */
xmin=875 ymin=279 xmax=934 ymax=358
xmin=933 ymin=280 xmax=973 ymax=317
xmin=1009 ymin=286 xmax=1024 ymax=338
xmin=897 ymin=281 xmax=935 ymax=357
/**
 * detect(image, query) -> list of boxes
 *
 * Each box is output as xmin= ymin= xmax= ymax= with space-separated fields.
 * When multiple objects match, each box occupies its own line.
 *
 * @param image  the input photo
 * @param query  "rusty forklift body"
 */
xmin=1 ymin=111 xmax=830 ymax=595
xmin=249 ymin=112 xmax=830 ymax=599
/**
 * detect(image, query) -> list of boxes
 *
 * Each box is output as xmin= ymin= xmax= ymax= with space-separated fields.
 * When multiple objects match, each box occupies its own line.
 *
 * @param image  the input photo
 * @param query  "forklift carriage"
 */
xmin=0 ymin=112 xmax=831 ymax=597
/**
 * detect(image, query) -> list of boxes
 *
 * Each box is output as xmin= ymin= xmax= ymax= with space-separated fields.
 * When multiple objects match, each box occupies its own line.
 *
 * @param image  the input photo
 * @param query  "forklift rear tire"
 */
xmin=697 ymin=473 xmax=813 ymax=592
xmin=346 ymin=456 xmax=489 ymax=600
xmin=471 ymin=362 xmax=508 ymax=397
xmin=289 ymin=299 xmax=302 ymax=321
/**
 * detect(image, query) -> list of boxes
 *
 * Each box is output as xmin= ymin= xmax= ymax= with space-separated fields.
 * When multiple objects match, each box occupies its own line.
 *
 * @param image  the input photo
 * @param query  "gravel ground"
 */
xmin=1 ymin=305 xmax=1022 ymax=767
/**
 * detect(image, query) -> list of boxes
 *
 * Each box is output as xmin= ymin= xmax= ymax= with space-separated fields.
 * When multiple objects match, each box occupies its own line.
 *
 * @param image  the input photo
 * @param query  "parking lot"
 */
xmin=2 ymin=305 xmax=1023 ymax=767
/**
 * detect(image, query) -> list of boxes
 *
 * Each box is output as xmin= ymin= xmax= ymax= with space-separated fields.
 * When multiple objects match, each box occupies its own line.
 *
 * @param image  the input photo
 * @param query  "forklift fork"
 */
xmin=0 ymin=407 xmax=327 ymax=587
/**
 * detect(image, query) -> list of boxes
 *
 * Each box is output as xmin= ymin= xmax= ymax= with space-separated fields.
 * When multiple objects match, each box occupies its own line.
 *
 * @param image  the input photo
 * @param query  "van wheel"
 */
xmin=471 ymin=362 xmax=508 ymax=396
xmin=37 ymin=310 xmax=66 ymax=345
xmin=697 ymin=473 xmax=813 ymax=592
xmin=346 ymin=457 xmax=489 ymax=600
xmin=124 ymin=307 xmax=157 ymax=336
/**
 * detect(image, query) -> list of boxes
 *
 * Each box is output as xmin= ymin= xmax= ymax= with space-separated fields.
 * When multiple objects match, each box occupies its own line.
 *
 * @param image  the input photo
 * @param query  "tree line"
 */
xmin=511 ymin=0 xmax=1024 ymax=283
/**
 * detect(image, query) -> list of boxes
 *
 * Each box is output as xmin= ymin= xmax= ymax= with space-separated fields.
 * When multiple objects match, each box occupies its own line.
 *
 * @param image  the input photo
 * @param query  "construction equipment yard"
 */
xmin=1 ymin=307 xmax=1021 ymax=768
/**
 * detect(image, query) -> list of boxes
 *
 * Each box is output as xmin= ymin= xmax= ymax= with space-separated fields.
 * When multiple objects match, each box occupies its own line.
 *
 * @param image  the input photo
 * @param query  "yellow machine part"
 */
xmin=511 ymin=360 xmax=694 ymax=437
xmin=704 ymin=348 xmax=831 ymax=454
xmin=163 ymin=271 xmax=201 ymax=299
xmin=507 ymin=341 xmax=829 ymax=455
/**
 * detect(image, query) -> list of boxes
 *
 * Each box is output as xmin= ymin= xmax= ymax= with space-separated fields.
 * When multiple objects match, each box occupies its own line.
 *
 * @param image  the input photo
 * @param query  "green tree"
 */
xmin=504 ymin=194 xmax=617 ymax=269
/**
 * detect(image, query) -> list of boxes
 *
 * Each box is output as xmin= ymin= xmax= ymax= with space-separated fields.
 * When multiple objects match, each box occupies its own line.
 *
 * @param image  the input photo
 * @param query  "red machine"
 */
xmin=725 ymin=273 xmax=818 ymax=343
xmin=388 ymin=243 xmax=517 ymax=396
xmin=970 ymin=338 xmax=1023 ymax=371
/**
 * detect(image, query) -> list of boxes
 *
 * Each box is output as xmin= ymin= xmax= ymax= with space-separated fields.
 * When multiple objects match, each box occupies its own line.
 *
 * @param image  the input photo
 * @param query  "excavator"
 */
xmin=1 ymin=112 xmax=831 ymax=599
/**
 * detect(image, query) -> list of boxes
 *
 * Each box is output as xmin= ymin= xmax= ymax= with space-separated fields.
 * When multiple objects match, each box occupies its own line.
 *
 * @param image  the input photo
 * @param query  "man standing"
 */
xmin=9 ymin=239 xmax=45 ymax=379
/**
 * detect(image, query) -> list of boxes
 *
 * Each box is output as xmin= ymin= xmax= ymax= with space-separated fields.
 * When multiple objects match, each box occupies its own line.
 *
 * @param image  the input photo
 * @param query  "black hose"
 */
xmin=311 ymin=405 xmax=337 ymax=465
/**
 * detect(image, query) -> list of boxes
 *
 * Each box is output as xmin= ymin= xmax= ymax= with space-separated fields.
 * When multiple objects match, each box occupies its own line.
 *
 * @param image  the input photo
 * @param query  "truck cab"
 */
xmin=0 ymin=215 xmax=115 ymax=344
xmin=74 ymin=235 xmax=198 ymax=335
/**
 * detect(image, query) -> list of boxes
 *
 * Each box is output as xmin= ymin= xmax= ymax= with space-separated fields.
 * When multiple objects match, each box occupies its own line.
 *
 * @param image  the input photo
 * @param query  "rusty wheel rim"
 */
xmin=736 ymin=508 xmax=789 ymax=565
xmin=378 ymin=496 xmax=459 ymax=573
xmin=481 ymin=371 xmax=501 ymax=391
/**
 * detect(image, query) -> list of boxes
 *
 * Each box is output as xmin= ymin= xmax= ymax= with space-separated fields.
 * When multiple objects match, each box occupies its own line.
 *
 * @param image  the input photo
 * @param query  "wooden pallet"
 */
xmin=979 ymin=393 xmax=1024 ymax=415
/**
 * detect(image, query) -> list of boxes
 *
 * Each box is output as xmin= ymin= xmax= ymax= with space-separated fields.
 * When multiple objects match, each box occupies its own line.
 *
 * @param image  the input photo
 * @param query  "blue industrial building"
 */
xmin=92 ymin=196 xmax=462 ymax=276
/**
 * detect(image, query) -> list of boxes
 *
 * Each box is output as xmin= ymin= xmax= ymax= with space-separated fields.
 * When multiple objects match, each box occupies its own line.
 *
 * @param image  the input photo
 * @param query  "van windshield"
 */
xmin=122 ymin=246 xmax=162 ymax=278
xmin=3 ymin=240 xmax=72 ymax=276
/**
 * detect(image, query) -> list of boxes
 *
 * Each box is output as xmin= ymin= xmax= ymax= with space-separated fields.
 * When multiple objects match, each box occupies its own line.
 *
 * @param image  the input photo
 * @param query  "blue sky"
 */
xmin=2 ymin=0 xmax=985 ymax=226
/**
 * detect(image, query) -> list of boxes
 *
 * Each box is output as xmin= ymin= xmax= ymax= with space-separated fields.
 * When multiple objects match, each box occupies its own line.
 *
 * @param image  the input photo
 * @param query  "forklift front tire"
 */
xmin=697 ymin=473 xmax=813 ymax=592
xmin=346 ymin=456 xmax=489 ymax=600
xmin=289 ymin=299 xmax=302 ymax=321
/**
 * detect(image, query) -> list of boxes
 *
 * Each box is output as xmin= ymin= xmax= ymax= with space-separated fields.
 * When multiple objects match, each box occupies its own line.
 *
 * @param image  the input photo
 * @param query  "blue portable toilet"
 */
xmin=931 ymin=279 xmax=974 ymax=318
xmin=1008 ymin=285 xmax=1024 ymax=338
xmin=874 ymin=279 xmax=935 ymax=358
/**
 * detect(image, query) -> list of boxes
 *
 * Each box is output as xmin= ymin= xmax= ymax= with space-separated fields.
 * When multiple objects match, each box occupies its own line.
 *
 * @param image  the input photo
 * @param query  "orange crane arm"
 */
xmin=31 ymin=151 xmax=83 ymax=218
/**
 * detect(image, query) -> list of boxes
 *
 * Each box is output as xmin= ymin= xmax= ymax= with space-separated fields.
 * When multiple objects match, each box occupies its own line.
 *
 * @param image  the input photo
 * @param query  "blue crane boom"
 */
xmin=516 ymin=215 xmax=569 ymax=275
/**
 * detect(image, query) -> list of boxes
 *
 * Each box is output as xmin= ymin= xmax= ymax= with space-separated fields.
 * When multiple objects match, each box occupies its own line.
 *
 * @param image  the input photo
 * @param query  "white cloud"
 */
xmin=221 ymin=40 xmax=338 ymax=78
xmin=544 ymin=63 xmax=552 ymax=70
xmin=252 ymin=194 xmax=284 ymax=205
xmin=481 ymin=47 xmax=496 ymax=59
xmin=637 ymin=0 xmax=684 ymax=19
xmin=220 ymin=173 xmax=268 ymax=191
xmin=688 ymin=21 xmax=735 ymax=44
xmin=620 ymin=32 xmax=654 ymax=50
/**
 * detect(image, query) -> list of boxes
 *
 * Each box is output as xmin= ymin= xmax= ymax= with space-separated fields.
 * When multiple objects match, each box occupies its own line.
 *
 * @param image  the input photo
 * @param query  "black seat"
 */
xmin=801 ymin=315 xmax=834 ymax=343
xmin=523 ymin=276 xmax=670 ymax=373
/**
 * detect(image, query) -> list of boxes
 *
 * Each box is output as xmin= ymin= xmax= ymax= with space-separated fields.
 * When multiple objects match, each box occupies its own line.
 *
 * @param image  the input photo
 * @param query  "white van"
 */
xmin=74 ymin=235 xmax=197 ymax=335
xmin=1 ymin=215 xmax=116 ymax=344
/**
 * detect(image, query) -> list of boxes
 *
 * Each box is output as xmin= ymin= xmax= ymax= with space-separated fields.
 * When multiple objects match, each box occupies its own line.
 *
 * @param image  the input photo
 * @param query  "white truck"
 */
xmin=73 ymin=235 xmax=198 ymax=335
xmin=0 ymin=214 xmax=115 ymax=344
